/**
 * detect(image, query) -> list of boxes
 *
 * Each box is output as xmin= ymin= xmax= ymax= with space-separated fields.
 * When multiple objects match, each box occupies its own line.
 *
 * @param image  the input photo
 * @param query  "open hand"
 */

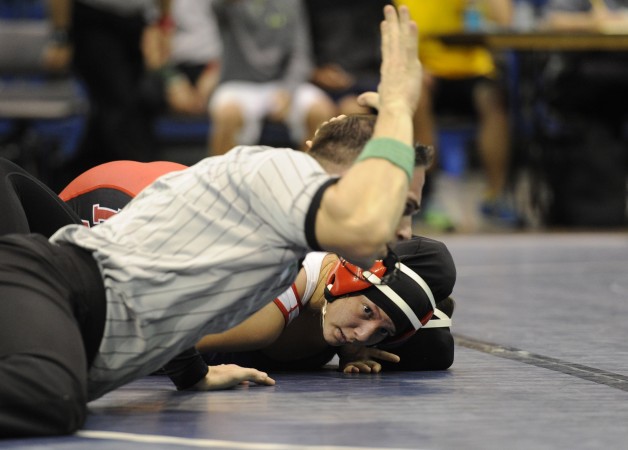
xmin=339 ymin=345 xmax=400 ymax=374
xmin=191 ymin=364 xmax=276 ymax=390
xmin=377 ymin=5 xmax=422 ymax=117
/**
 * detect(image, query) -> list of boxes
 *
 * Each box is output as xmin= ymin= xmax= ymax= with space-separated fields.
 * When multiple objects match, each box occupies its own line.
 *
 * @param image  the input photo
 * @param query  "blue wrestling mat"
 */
xmin=3 ymin=232 xmax=628 ymax=449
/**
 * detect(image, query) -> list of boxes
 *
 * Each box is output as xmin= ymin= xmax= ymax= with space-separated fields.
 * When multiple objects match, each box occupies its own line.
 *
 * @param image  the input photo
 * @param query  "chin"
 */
xmin=322 ymin=325 xmax=340 ymax=347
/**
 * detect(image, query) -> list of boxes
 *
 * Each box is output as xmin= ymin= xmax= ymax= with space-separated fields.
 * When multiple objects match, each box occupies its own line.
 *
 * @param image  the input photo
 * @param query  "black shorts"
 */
xmin=432 ymin=76 xmax=500 ymax=117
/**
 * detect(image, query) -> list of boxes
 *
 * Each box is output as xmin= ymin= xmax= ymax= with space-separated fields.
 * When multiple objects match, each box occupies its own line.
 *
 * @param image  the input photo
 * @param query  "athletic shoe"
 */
xmin=479 ymin=197 xmax=522 ymax=227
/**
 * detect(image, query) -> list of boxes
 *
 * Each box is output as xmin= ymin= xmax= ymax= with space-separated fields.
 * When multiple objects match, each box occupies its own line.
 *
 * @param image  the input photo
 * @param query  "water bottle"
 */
xmin=464 ymin=0 xmax=483 ymax=32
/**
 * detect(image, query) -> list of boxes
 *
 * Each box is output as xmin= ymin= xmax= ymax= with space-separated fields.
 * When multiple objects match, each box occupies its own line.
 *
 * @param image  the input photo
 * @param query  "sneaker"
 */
xmin=479 ymin=197 xmax=522 ymax=227
xmin=421 ymin=209 xmax=456 ymax=232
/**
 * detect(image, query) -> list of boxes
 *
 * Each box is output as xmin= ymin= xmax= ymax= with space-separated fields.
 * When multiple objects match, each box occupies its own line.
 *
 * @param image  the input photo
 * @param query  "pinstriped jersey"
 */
xmin=50 ymin=145 xmax=332 ymax=400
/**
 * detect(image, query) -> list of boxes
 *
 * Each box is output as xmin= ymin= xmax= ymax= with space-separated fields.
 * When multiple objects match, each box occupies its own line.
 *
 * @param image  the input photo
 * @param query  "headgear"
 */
xmin=324 ymin=236 xmax=456 ymax=343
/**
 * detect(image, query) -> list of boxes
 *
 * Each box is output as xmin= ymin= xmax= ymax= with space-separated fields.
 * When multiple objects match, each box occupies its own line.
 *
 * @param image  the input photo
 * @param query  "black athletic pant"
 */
xmin=0 ymin=234 xmax=106 ymax=438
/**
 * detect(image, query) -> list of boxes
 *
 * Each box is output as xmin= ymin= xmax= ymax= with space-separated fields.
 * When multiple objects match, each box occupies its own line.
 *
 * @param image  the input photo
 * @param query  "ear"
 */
xmin=304 ymin=139 xmax=313 ymax=151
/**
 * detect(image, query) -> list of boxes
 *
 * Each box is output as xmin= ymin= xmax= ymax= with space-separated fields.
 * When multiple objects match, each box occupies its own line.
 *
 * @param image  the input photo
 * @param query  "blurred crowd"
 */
xmin=1 ymin=0 xmax=627 ymax=231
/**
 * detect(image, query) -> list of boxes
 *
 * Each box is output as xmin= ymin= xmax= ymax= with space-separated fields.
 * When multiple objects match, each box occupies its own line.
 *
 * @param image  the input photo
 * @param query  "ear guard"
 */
xmin=324 ymin=259 xmax=387 ymax=301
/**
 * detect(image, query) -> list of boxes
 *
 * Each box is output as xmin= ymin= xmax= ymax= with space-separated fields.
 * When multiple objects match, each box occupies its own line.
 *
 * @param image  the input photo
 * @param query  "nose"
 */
xmin=395 ymin=216 xmax=413 ymax=241
xmin=353 ymin=321 xmax=382 ymax=344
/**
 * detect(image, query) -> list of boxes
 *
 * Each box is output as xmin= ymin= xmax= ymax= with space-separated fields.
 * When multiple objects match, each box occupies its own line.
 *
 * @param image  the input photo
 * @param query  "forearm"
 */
xmin=372 ymin=104 xmax=415 ymax=148
xmin=314 ymin=5 xmax=419 ymax=265
xmin=317 ymin=156 xmax=409 ymax=265
xmin=196 ymin=302 xmax=285 ymax=353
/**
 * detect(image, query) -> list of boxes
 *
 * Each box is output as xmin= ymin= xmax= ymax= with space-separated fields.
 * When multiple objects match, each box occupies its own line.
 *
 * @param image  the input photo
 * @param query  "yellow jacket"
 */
xmin=395 ymin=0 xmax=496 ymax=78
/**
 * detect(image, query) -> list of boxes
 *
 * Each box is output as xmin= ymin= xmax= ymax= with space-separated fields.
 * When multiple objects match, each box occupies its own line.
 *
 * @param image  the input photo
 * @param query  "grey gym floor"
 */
xmin=3 ymin=230 xmax=627 ymax=450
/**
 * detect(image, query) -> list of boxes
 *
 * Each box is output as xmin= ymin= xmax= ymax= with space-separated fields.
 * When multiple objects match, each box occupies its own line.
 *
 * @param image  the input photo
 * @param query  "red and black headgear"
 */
xmin=324 ymin=236 xmax=456 ymax=344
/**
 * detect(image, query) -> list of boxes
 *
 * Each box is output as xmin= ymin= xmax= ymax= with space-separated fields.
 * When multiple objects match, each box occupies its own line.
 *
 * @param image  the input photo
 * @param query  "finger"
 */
xmin=398 ymin=5 xmax=419 ymax=65
xmin=387 ymin=5 xmax=402 ymax=57
xmin=343 ymin=365 xmax=359 ymax=374
xmin=352 ymin=362 xmax=372 ymax=373
xmin=380 ymin=6 xmax=393 ymax=60
xmin=368 ymin=361 xmax=383 ymax=373
xmin=357 ymin=92 xmax=379 ymax=109
xmin=383 ymin=4 xmax=400 ymax=36
xmin=373 ymin=349 xmax=401 ymax=363
xmin=249 ymin=370 xmax=276 ymax=386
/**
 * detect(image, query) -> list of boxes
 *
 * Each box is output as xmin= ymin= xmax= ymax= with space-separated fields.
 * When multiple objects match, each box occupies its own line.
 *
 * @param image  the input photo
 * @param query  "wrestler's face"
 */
xmin=322 ymin=296 xmax=396 ymax=347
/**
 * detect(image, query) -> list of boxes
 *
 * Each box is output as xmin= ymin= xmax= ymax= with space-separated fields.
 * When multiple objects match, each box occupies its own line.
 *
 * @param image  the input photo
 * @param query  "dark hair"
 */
xmin=414 ymin=143 xmax=434 ymax=168
xmin=308 ymin=114 xmax=376 ymax=167
xmin=309 ymin=114 xmax=433 ymax=170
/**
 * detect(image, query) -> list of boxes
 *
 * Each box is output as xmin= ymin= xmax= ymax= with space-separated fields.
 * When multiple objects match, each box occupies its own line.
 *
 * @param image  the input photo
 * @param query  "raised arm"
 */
xmin=314 ymin=5 xmax=422 ymax=267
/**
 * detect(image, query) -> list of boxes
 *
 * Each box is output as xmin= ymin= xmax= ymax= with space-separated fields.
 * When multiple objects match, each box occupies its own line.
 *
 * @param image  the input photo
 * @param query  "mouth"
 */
xmin=336 ymin=327 xmax=347 ymax=345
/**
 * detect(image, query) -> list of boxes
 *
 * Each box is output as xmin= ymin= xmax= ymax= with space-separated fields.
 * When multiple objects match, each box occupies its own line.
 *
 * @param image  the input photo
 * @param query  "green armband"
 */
xmin=356 ymin=137 xmax=414 ymax=182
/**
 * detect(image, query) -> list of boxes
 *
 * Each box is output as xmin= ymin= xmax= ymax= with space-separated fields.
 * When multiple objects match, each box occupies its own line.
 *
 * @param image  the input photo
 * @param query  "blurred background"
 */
xmin=1 ymin=0 xmax=626 ymax=235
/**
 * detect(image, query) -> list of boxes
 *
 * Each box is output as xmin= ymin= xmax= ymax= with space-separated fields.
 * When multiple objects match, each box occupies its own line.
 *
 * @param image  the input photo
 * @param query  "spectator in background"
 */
xmin=208 ymin=0 xmax=335 ymax=156
xmin=306 ymin=0 xmax=390 ymax=116
xmin=46 ymin=0 xmax=173 ymax=190
xmin=534 ymin=0 xmax=628 ymax=227
xmin=542 ymin=0 xmax=628 ymax=127
xmin=395 ymin=0 xmax=518 ymax=230
xmin=160 ymin=0 xmax=222 ymax=116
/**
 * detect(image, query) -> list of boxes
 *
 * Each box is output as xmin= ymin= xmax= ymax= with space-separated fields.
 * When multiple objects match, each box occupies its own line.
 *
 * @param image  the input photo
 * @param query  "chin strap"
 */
xmin=421 ymin=307 xmax=452 ymax=328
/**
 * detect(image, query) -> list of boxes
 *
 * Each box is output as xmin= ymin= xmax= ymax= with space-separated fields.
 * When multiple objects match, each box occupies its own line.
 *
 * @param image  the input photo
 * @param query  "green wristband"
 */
xmin=356 ymin=137 xmax=414 ymax=182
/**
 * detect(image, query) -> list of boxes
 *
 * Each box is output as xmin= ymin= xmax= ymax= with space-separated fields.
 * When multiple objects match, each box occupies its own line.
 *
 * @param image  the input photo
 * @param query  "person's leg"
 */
xmin=0 ymin=158 xmax=81 ymax=237
xmin=288 ymin=83 xmax=336 ymax=150
xmin=473 ymin=79 xmax=520 ymax=225
xmin=0 ymin=235 xmax=90 ymax=437
xmin=413 ymin=74 xmax=437 ymax=152
xmin=336 ymin=94 xmax=369 ymax=116
xmin=474 ymin=81 xmax=510 ymax=200
xmin=208 ymin=99 xmax=244 ymax=156
xmin=413 ymin=75 xmax=457 ymax=231
xmin=208 ymin=82 xmax=267 ymax=156
xmin=70 ymin=3 xmax=150 ymax=172
xmin=303 ymin=87 xmax=336 ymax=151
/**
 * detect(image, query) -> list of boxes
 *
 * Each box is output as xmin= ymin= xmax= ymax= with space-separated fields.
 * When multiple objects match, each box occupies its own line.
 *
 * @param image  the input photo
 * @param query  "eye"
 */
xmin=402 ymin=200 xmax=420 ymax=217
xmin=378 ymin=327 xmax=390 ymax=336
xmin=362 ymin=305 xmax=373 ymax=316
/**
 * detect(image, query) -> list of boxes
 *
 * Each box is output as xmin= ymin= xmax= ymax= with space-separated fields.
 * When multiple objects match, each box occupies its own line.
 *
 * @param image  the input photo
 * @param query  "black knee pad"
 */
xmin=380 ymin=328 xmax=454 ymax=371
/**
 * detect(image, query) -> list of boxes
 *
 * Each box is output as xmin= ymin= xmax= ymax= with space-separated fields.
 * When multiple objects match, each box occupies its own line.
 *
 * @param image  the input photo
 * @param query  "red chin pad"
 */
xmin=326 ymin=259 xmax=388 ymax=298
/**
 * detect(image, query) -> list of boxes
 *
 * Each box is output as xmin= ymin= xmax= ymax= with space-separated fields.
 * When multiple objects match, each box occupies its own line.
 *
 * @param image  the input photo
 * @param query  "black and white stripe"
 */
xmin=51 ymin=146 xmax=331 ymax=399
